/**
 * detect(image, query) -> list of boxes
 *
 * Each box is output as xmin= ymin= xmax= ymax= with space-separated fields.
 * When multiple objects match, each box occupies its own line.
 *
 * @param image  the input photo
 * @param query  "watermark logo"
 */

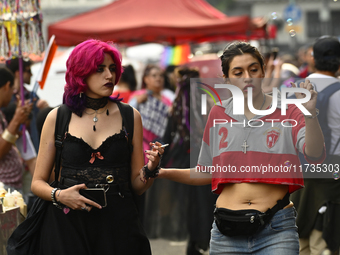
xmin=197 ymin=82 xmax=222 ymax=115
xmin=199 ymin=84 xmax=312 ymax=116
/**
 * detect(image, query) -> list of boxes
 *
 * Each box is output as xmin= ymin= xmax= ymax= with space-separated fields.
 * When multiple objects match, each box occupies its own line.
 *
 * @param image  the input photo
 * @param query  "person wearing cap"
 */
xmin=291 ymin=36 xmax=340 ymax=255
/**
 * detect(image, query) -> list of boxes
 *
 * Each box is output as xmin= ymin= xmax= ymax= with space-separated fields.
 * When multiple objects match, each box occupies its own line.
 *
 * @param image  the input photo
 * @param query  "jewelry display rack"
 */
xmin=0 ymin=0 xmax=45 ymax=150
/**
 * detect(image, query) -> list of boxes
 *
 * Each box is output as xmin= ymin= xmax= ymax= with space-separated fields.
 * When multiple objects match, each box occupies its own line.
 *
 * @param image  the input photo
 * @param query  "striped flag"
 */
xmin=160 ymin=44 xmax=190 ymax=67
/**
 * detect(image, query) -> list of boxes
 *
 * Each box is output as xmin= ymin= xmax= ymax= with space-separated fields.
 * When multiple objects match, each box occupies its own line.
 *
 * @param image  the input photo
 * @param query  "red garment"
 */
xmin=299 ymin=66 xmax=310 ymax=78
xmin=111 ymin=90 xmax=132 ymax=103
xmin=197 ymin=99 xmax=326 ymax=195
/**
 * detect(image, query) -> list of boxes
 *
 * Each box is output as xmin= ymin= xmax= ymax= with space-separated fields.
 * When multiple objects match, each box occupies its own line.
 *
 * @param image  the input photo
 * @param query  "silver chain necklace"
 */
xmin=84 ymin=107 xmax=109 ymax=131
xmin=241 ymin=94 xmax=266 ymax=154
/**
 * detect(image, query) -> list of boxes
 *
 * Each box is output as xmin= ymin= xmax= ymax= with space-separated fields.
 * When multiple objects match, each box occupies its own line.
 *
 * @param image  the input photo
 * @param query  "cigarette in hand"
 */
xmin=160 ymin=144 xmax=169 ymax=148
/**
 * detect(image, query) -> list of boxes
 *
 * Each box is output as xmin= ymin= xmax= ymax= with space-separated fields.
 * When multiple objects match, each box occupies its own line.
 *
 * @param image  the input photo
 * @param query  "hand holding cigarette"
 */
xmin=140 ymin=142 xmax=166 ymax=183
xmin=144 ymin=142 xmax=166 ymax=166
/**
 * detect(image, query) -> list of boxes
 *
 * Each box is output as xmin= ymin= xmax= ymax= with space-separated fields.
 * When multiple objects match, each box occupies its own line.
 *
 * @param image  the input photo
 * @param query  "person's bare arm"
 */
xmin=130 ymin=108 xmax=159 ymax=195
xmin=0 ymin=97 xmax=32 ymax=159
xmin=158 ymin=168 xmax=211 ymax=186
xmin=292 ymin=80 xmax=324 ymax=158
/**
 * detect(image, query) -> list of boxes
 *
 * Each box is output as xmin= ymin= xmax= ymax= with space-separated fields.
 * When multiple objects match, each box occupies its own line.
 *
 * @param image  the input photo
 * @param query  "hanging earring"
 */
xmin=79 ymin=92 xmax=83 ymax=98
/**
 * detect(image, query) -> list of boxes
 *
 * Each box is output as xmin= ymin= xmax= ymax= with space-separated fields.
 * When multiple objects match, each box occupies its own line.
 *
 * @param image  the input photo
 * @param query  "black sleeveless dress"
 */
xmin=37 ymin=116 xmax=151 ymax=254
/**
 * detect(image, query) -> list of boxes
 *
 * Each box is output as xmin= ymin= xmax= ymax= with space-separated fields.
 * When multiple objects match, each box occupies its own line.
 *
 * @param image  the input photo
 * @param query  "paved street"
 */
xmin=149 ymin=239 xmax=209 ymax=255
xmin=150 ymin=239 xmax=187 ymax=255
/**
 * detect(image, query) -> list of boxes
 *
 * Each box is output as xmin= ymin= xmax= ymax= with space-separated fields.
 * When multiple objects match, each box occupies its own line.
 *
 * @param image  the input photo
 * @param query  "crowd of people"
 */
xmin=1 ymin=34 xmax=340 ymax=255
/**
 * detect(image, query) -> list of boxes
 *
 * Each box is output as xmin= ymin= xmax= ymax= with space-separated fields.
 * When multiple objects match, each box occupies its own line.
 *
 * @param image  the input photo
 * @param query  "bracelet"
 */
xmin=157 ymin=152 xmax=163 ymax=168
xmin=304 ymin=108 xmax=319 ymax=119
xmin=51 ymin=188 xmax=62 ymax=209
xmin=57 ymin=189 xmax=62 ymax=202
xmin=157 ymin=152 xmax=163 ymax=159
xmin=142 ymin=164 xmax=160 ymax=179
xmin=1 ymin=129 xmax=19 ymax=144
xmin=51 ymin=188 xmax=58 ymax=203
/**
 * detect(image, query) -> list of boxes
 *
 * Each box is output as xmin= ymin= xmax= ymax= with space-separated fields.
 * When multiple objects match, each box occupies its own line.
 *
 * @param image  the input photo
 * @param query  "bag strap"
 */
xmin=263 ymin=192 xmax=290 ymax=218
xmin=54 ymin=105 xmax=72 ymax=182
xmin=116 ymin=101 xmax=137 ymax=201
xmin=116 ymin=101 xmax=134 ymax=153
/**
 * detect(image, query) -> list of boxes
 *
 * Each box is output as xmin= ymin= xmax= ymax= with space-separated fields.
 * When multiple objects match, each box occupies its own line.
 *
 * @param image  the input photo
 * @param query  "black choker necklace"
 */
xmin=84 ymin=96 xmax=109 ymax=131
xmin=85 ymin=96 xmax=109 ymax=110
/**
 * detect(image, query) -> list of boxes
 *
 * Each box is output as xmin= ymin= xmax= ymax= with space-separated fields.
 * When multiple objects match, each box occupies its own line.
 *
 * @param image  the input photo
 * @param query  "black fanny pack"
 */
xmin=214 ymin=192 xmax=290 ymax=237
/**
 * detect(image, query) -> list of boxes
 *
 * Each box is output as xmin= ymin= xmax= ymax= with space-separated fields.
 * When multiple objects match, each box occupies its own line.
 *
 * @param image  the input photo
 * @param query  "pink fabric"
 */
xmin=111 ymin=90 xmax=132 ymax=103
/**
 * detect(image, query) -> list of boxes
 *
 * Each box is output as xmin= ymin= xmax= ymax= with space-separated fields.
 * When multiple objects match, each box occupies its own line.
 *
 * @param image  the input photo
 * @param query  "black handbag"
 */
xmin=6 ymin=105 xmax=71 ymax=255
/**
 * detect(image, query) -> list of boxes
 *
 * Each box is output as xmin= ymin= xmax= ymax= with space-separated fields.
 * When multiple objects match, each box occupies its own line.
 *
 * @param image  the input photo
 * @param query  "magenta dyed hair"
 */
xmin=63 ymin=39 xmax=123 ymax=116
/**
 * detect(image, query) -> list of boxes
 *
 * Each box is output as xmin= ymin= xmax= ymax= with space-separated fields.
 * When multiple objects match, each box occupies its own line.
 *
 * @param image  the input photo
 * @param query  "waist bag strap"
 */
xmin=263 ymin=192 xmax=290 ymax=221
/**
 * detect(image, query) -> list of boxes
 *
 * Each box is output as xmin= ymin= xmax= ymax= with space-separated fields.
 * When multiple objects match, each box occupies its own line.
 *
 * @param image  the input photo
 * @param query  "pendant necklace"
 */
xmin=84 ymin=96 xmax=109 ymax=131
xmin=241 ymin=93 xmax=266 ymax=154
xmin=84 ymin=107 xmax=109 ymax=131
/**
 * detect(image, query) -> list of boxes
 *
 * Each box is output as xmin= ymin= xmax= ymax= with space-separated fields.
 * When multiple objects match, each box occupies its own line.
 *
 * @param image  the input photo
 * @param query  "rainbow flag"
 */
xmin=160 ymin=44 xmax=190 ymax=67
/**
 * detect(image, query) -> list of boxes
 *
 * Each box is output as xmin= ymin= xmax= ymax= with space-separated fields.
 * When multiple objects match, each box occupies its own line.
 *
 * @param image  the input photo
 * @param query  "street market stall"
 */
xmin=48 ymin=0 xmax=267 ymax=46
xmin=0 ymin=1 xmax=44 ymax=253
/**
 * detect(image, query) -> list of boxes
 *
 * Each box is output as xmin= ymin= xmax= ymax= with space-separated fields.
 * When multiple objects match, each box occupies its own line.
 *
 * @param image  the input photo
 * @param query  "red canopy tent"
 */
xmin=48 ymin=0 xmax=267 ymax=46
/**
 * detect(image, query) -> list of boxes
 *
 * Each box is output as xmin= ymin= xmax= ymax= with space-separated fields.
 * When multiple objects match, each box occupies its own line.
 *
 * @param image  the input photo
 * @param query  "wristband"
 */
xmin=51 ymin=188 xmax=62 ymax=209
xmin=304 ymin=108 xmax=319 ymax=119
xmin=142 ymin=164 xmax=160 ymax=179
xmin=2 ymin=129 xmax=19 ymax=144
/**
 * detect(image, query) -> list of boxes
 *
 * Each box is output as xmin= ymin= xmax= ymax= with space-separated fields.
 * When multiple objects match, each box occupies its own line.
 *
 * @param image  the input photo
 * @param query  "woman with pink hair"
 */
xmin=30 ymin=39 xmax=163 ymax=254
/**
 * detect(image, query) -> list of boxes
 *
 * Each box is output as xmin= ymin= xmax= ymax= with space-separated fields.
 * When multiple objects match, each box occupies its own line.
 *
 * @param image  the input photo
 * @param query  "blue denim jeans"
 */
xmin=210 ymin=207 xmax=299 ymax=255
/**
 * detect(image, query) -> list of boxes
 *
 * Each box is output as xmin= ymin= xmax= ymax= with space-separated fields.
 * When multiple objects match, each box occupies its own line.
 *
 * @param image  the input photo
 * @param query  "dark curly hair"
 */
xmin=220 ymin=41 xmax=265 ymax=78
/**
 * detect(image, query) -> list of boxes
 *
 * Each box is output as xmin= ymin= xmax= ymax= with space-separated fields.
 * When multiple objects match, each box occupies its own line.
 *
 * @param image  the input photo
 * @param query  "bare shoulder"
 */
xmin=44 ymin=107 xmax=58 ymax=127
xmin=48 ymin=107 xmax=58 ymax=116
xmin=132 ymin=107 xmax=142 ymax=124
